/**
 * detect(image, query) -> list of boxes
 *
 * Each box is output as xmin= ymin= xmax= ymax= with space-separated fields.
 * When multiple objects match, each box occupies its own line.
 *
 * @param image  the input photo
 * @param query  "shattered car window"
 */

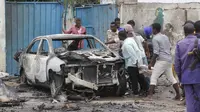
xmin=27 ymin=40 xmax=40 ymax=54
xmin=53 ymin=37 xmax=106 ymax=54
xmin=39 ymin=40 xmax=49 ymax=56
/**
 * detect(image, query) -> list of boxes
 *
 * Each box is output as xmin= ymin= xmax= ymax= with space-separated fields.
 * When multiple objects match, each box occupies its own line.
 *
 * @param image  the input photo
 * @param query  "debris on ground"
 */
xmin=0 ymin=79 xmax=18 ymax=103
xmin=32 ymin=103 xmax=55 ymax=111
xmin=0 ymin=99 xmax=26 ymax=107
xmin=67 ymin=95 xmax=86 ymax=101
xmin=0 ymin=72 xmax=9 ymax=78
xmin=52 ymin=99 xmax=59 ymax=104
xmin=0 ymin=76 xmax=186 ymax=112
xmin=55 ymin=93 xmax=67 ymax=103
xmin=62 ymin=103 xmax=81 ymax=111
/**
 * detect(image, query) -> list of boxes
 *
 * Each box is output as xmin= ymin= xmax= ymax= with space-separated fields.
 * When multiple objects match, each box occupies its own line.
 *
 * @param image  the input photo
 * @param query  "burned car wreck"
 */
xmin=18 ymin=34 xmax=126 ymax=97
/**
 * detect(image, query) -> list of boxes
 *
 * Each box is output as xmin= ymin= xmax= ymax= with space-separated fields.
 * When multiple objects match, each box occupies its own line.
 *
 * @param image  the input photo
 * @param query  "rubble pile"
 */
xmin=0 ymin=73 xmax=19 ymax=103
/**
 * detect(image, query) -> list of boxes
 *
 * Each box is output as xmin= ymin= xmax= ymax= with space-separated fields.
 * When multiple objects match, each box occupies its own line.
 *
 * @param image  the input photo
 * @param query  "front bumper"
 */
xmin=66 ymin=73 xmax=98 ymax=90
xmin=64 ymin=61 xmax=124 ymax=90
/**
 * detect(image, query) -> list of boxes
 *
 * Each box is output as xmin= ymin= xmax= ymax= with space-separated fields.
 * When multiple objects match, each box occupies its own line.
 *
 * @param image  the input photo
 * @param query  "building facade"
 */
xmin=118 ymin=0 xmax=200 ymax=3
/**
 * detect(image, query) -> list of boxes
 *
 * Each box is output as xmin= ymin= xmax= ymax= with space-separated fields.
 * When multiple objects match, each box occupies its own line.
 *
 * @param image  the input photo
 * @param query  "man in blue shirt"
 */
xmin=175 ymin=23 xmax=200 ymax=112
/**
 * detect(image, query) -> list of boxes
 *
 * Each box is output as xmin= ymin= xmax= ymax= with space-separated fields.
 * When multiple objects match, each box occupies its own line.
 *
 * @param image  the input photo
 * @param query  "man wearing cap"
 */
xmin=127 ymin=20 xmax=150 ymax=60
xmin=137 ymin=26 xmax=154 ymax=62
xmin=137 ymin=26 xmax=153 ymax=40
xmin=118 ymin=31 xmax=147 ymax=95
xmin=175 ymin=23 xmax=200 ymax=112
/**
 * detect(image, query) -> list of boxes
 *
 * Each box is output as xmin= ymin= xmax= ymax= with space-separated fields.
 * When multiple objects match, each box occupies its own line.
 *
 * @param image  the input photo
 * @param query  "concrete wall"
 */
xmin=0 ymin=0 xmax=6 ymax=72
xmin=138 ymin=0 xmax=200 ymax=3
xmin=118 ymin=0 xmax=200 ymax=3
xmin=117 ymin=0 xmax=137 ymax=4
xmin=118 ymin=2 xmax=200 ymax=59
xmin=119 ymin=3 xmax=200 ymax=34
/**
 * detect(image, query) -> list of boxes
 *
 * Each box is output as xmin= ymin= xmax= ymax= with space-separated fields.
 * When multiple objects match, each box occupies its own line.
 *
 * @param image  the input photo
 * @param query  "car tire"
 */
xmin=116 ymin=68 xmax=127 ymax=96
xmin=49 ymin=72 xmax=64 ymax=98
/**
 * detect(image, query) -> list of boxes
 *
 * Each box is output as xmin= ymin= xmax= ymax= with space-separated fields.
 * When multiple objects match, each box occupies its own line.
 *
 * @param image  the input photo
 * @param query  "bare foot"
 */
xmin=177 ymin=99 xmax=186 ymax=106
xmin=143 ymin=95 xmax=153 ymax=101
xmin=180 ymin=97 xmax=185 ymax=101
xmin=173 ymin=95 xmax=181 ymax=101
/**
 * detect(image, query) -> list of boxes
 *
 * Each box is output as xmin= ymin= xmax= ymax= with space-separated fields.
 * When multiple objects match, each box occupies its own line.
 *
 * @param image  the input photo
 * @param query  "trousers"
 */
xmin=127 ymin=67 xmax=148 ymax=94
xmin=184 ymin=84 xmax=200 ymax=112
xmin=150 ymin=61 xmax=177 ymax=85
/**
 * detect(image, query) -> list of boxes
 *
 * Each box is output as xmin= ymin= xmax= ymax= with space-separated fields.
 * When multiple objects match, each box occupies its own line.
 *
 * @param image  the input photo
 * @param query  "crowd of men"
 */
xmin=63 ymin=18 xmax=200 ymax=112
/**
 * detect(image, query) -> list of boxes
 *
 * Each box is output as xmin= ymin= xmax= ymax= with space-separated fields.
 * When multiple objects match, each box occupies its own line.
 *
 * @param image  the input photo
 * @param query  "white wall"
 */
xmin=118 ymin=0 xmax=200 ymax=3
xmin=138 ymin=0 xmax=200 ymax=3
xmin=119 ymin=3 xmax=200 ymax=60
xmin=0 ymin=0 xmax=6 ymax=72
xmin=101 ymin=0 xmax=116 ymax=4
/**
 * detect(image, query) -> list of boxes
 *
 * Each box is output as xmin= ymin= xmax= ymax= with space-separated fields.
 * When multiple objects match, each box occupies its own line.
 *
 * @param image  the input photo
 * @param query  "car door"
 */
xmin=34 ymin=39 xmax=51 ymax=84
xmin=23 ymin=39 xmax=42 ymax=84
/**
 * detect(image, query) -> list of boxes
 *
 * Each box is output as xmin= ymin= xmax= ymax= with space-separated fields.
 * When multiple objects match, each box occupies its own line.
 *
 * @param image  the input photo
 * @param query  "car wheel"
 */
xmin=49 ymin=72 xmax=64 ymax=98
xmin=116 ymin=68 xmax=127 ymax=96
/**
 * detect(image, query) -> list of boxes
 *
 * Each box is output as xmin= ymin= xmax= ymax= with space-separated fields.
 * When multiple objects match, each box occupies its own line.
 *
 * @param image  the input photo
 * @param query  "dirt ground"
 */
xmin=0 ymin=76 xmax=186 ymax=112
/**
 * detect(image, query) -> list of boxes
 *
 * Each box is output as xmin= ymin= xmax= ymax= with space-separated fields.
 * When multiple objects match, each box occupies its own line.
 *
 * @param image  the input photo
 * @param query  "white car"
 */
xmin=18 ymin=34 xmax=127 ymax=97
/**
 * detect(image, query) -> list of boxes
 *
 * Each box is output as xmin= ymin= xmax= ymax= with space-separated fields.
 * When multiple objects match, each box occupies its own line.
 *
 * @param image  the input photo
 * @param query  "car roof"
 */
xmin=35 ymin=34 xmax=95 ymax=40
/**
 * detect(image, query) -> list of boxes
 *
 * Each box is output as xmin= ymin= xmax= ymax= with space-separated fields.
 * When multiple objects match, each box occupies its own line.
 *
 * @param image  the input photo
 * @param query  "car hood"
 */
xmin=58 ymin=49 xmax=121 ymax=63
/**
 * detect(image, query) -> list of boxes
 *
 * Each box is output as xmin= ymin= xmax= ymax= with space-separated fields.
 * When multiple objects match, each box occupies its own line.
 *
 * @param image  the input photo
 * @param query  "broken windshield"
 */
xmin=52 ymin=37 xmax=107 ymax=54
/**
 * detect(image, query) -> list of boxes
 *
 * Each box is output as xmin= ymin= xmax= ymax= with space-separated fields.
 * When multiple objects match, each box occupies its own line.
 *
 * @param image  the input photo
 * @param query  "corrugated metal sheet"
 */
xmin=138 ymin=0 xmax=200 ymax=3
xmin=76 ymin=4 xmax=118 ymax=42
xmin=6 ymin=2 xmax=63 ymax=75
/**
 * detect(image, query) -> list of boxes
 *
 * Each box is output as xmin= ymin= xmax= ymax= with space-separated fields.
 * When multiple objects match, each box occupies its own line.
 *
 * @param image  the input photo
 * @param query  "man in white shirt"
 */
xmin=119 ymin=31 xmax=147 ymax=95
xmin=127 ymin=20 xmax=150 ymax=65
xmin=134 ymin=34 xmax=148 ymax=65
xmin=124 ymin=24 xmax=147 ymax=66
